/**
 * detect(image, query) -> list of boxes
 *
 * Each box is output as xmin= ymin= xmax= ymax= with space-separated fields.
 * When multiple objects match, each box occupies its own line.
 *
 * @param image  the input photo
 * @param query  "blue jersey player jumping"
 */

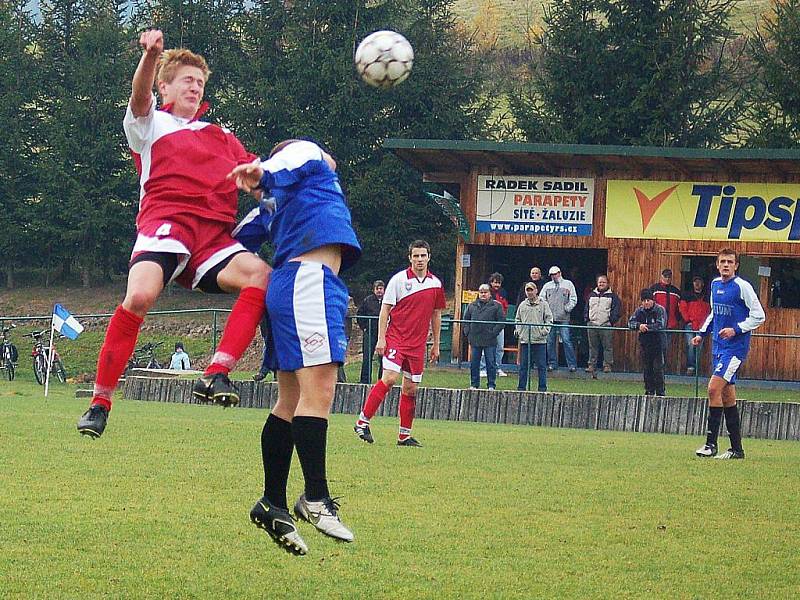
xmin=693 ymin=249 xmax=765 ymax=460
xmin=228 ymin=139 xmax=361 ymax=555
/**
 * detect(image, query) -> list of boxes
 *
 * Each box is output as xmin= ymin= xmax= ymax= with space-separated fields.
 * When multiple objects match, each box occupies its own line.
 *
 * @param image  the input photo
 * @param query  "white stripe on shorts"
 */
xmin=293 ymin=262 xmax=332 ymax=366
xmin=723 ymin=355 xmax=742 ymax=383
xmin=191 ymin=242 xmax=248 ymax=288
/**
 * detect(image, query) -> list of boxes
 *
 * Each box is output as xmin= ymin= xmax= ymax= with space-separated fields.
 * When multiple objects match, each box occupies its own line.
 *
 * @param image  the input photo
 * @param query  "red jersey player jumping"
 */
xmin=355 ymin=240 xmax=446 ymax=447
xmin=77 ymin=29 xmax=269 ymax=438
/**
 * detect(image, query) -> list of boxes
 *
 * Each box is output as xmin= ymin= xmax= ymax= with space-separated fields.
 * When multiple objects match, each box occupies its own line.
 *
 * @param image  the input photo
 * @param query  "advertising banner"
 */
xmin=476 ymin=175 xmax=595 ymax=236
xmin=606 ymin=180 xmax=800 ymax=242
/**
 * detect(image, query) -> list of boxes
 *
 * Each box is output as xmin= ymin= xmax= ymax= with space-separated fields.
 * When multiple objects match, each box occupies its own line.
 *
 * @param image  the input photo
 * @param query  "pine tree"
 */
xmin=0 ymin=1 xmax=39 ymax=288
xmin=746 ymin=0 xmax=800 ymax=147
xmin=509 ymin=0 xmax=747 ymax=147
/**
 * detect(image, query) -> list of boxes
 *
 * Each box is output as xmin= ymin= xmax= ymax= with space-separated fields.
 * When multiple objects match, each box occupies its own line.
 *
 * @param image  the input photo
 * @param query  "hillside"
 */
xmin=452 ymin=0 xmax=773 ymax=48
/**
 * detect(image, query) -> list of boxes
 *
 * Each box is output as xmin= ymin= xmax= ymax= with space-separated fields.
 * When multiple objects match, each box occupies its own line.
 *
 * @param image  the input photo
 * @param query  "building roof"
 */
xmin=383 ymin=138 xmax=800 ymax=178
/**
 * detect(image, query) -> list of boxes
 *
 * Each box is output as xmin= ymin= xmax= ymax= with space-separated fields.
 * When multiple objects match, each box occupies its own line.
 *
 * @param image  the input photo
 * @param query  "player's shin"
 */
xmin=92 ymin=305 xmax=144 ymax=410
xmin=206 ymin=286 xmax=265 ymax=375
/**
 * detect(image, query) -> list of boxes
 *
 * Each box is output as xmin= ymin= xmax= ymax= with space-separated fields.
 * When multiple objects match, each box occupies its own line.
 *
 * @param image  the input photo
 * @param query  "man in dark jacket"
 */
xmin=462 ymin=284 xmax=505 ymax=390
xmin=650 ymin=268 xmax=682 ymax=366
xmin=628 ymin=288 xmax=667 ymax=396
xmin=356 ymin=279 xmax=385 ymax=384
xmin=583 ymin=274 xmax=622 ymax=375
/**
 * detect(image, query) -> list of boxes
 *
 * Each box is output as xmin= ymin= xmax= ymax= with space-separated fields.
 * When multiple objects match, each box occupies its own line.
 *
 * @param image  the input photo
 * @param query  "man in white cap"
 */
xmin=541 ymin=266 xmax=578 ymax=371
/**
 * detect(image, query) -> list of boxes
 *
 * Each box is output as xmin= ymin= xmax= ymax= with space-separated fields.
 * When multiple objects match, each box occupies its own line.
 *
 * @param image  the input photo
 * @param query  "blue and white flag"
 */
xmin=52 ymin=304 xmax=84 ymax=340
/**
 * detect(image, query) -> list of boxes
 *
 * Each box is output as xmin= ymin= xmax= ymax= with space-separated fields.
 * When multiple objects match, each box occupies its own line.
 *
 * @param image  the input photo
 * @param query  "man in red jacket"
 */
xmin=650 ymin=268 xmax=682 ymax=367
xmin=679 ymin=276 xmax=711 ymax=375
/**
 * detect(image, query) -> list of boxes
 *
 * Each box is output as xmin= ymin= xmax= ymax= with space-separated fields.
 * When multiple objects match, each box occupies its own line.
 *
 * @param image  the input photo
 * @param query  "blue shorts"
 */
xmin=265 ymin=261 xmax=349 ymax=372
xmin=712 ymin=352 xmax=745 ymax=384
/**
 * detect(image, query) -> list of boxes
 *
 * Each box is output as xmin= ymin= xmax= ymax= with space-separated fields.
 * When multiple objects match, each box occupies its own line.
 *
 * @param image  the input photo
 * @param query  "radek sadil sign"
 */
xmin=606 ymin=180 xmax=800 ymax=243
xmin=477 ymin=175 xmax=595 ymax=236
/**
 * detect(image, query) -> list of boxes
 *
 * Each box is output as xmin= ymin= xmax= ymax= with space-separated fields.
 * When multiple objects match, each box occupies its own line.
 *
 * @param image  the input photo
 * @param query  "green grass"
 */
xmin=2 ymin=381 xmax=799 ymax=598
xmin=344 ymin=362 xmax=800 ymax=402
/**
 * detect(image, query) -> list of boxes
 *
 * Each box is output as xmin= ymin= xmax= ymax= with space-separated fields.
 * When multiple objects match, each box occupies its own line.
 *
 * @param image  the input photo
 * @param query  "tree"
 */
xmin=37 ymin=0 xmax=138 ymax=286
xmin=0 ymin=1 xmax=39 ymax=288
xmin=746 ymin=0 xmax=800 ymax=147
xmin=509 ymin=0 xmax=748 ymax=147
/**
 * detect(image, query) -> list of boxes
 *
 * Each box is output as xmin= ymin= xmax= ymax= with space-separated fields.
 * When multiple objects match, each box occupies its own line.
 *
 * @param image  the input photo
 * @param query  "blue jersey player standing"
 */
xmin=228 ymin=139 xmax=361 ymax=555
xmin=693 ymin=249 xmax=765 ymax=460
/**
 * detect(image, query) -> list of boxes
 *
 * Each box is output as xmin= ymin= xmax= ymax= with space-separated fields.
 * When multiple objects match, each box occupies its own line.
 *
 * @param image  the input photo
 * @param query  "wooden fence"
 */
xmin=123 ymin=377 xmax=800 ymax=441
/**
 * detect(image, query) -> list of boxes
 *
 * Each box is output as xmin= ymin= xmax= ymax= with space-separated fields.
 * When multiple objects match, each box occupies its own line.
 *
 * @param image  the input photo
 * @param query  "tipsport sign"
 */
xmin=476 ymin=176 xmax=595 ymax=236
xmin=606 ymin=180 xmax=800 ymax=243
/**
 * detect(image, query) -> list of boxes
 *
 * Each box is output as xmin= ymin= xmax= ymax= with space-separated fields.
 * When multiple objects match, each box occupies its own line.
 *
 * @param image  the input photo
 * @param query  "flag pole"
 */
xmin=45 ymin=314 xmax=56 ymax=398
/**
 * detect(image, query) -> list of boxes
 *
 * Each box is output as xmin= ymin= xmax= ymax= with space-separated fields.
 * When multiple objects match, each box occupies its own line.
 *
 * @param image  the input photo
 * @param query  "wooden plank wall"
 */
xmin=123 ymin=378 xmax=800 ymax=442
xmin=451 ymin=163 xmax=800 ymax=380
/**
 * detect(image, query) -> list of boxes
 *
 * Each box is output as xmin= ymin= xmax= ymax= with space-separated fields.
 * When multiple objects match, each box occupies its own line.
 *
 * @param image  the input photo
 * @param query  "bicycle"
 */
xmin=1 ymin=324 xmax=19 ymax=381
xmin=28 ymin=330 xmax=67 ymax=385
xmin=126 ymin=341 xmax=164 ymax=374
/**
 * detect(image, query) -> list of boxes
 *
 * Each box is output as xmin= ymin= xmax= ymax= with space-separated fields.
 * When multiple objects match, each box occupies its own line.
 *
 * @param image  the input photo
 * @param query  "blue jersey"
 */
xmin=698 ymin=275 xmax=765 ymax=357
xmin=256 ymin=141 xmax=361 ymax=270
xmin=231 ymin=196 xmax=275 ymax=253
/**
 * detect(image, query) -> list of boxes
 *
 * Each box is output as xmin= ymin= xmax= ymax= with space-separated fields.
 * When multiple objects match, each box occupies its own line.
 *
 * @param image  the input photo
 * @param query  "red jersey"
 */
xmin=123 ymin=95 xmax=257 ymax=229
xmin=384 ymin=268 xmax=446 ymax=350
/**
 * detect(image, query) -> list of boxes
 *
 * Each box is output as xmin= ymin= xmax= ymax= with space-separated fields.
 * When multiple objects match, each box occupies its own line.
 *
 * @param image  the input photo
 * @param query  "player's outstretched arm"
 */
xmin=227 ymin=164 xmax=264 ymax=193
xmin=131 ymin=29 xmax=164 ymax=117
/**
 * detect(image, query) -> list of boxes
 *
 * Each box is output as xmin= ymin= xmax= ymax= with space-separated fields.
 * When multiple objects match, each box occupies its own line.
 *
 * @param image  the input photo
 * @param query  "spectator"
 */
xmin=541 ymin=265 xmax=578 ymax=371
xmin=650 ymin=268 xmax=682 ymax=363
xmin=679 ymin=276 xmax=711 ymax=375
xmin=169 ymin=342 xmax=191 ymax=370
xmin=356 ymin=280 xmax=385 ymax=384
xmin=584 ymin=274 xmax=622 ymax=376
xmin=462 ymin=284 xmax=505 ymax=390
xmin=516 ymin=266 xmax=545 ymax=305
xmin=628 ymin=289 xmax=666 ymax=396
xmin=488 ymin=272 xmax=509 ymax=377
xmin=515 ymin=282 xmax=553 ymax=392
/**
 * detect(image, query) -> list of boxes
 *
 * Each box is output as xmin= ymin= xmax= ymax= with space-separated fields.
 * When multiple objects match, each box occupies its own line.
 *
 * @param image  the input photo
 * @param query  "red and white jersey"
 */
xmin=384 ymin=268 xmax=446 ymax=350
xmin=123 ymin=94 xmax=257 ymax=229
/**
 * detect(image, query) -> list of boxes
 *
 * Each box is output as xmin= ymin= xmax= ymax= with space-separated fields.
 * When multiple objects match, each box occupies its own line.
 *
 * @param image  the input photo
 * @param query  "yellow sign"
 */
xmin=461 ymin=290 xmax=479 ymax=303
xmin=606 ymin=180 xmax=800 ymax=242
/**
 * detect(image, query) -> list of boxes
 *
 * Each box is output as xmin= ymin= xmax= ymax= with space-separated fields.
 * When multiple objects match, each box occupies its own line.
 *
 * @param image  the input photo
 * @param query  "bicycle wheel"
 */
xmin=148 ymin=359 xmax=162 ymax=369
xmin=33 ymin=354 xmax=46 ymax=385
xmin=53 ymin=359 xmax=67 ymax=383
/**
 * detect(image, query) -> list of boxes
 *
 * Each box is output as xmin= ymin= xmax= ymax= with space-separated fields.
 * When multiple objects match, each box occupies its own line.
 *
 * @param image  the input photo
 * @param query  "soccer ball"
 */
xmin=354 ymin=30 xmax=414 ymax=89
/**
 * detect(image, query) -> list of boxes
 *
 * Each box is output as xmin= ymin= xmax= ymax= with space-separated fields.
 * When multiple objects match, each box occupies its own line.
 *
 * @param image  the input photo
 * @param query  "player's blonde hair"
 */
xmin=156 ymin=48 xmax=211 ymax=84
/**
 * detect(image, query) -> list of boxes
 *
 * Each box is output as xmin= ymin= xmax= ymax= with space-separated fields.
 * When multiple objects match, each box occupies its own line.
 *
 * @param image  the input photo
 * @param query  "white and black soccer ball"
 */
xmin=354 ymin=30 xmax=414 ymax=89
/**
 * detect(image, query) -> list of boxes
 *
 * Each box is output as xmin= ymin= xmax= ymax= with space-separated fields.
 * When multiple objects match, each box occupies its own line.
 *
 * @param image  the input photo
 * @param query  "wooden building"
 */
xmin=385 ymin=139 xmax=800 ymax=381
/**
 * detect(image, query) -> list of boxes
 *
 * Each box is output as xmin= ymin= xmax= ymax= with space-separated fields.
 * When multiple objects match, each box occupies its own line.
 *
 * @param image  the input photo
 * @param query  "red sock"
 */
xmin=362 ymin=379 xmax=389 ymax=420
xmin=92 ymin=305 xmax=143 ymax=411
xmin=206 ymin=286 xmax=265 ymax=376
xmin=398 ymin=393 xmax=416 ymax=439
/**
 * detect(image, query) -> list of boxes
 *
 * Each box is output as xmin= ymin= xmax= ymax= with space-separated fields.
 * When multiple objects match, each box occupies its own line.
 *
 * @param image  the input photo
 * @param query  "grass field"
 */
xmin=2 ymin=380 xmax=799 ymax=598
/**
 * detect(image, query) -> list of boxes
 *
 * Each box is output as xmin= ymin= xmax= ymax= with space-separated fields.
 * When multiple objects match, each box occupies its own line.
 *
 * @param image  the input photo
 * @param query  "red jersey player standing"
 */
xmin=355 ymin=240 xmax=446 ymax=447
xmin=77 ymin=29 xmax=269 ymax=438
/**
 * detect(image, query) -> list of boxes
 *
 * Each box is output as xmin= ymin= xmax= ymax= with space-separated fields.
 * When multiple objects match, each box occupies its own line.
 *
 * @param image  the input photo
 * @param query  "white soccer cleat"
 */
xmin=715 ymin=448 xmax=745 ymax=460
xmin=294 ymin=494 xmax=354 ymax=542
xmin=497 ymin=369 xmax=508 ymax=377
xmin=695 ymin=443 xmax=718 ymax=458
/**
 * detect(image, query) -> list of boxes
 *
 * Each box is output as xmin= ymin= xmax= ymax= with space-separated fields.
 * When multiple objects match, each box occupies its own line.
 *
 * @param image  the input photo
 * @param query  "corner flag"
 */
xmin=52 ymin=304 xmax=84 ymax=340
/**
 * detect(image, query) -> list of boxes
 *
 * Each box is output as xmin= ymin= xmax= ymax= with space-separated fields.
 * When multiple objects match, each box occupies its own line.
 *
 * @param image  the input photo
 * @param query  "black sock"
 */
xmin=292 ymin=416 xmax=330 ymax=501
xmin=724 ymin=404 xmax=743 ymax=452
xmin=261 ymin=413 xmax=294 ymax=509
xmin=706 ymin=406 xmax=723 ymax=447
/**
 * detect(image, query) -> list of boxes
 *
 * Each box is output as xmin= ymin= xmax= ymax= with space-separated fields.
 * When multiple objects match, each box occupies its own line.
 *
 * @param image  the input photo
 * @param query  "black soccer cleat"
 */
xmin=397 ymin=436 xmax=423 ymax=447
xmin=77 ymin=404 xmax=109 ymax=438
xmin=192 ymin=373 xmax=239 ymax=407
xmin=354 ymin=423 xmax=374 ymax=444
xmin=250 ymin=497 xmax=308 ymax=556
